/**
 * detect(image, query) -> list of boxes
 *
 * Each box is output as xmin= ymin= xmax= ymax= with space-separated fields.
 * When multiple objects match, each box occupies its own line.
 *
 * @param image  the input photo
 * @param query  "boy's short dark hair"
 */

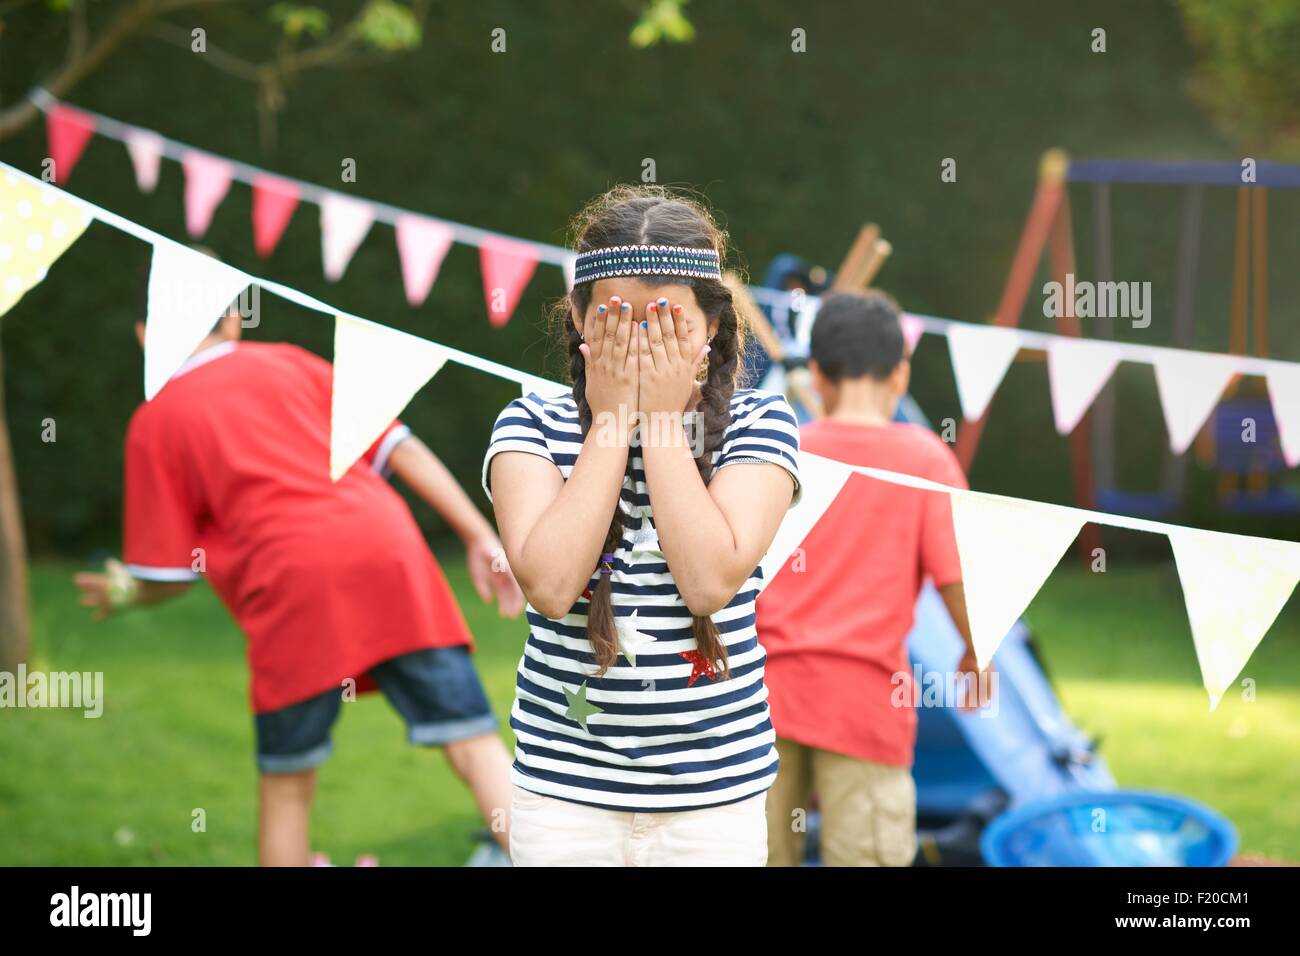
xmin=809 ymin=290 xmax=905 ymax=382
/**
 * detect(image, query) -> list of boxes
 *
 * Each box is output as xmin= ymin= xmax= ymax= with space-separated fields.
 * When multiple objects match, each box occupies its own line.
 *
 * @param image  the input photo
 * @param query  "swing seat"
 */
xmin=1095 ymin=488 xmax=1180 ymax=520
xmin=1213 ymin=400 xmax=1300 ymax=514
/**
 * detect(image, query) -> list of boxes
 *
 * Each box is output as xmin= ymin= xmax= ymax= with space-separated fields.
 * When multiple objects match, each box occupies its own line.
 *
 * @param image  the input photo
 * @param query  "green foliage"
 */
xmin=1178 ymin=0 xmax=1300 ymax=156
xmin=268 ymin=4 xmax=332 ymax=41
xmin=353 ymin=0 xmax=422 ymax=51
xmin=629 ymin=0 xmax=694 ymax=48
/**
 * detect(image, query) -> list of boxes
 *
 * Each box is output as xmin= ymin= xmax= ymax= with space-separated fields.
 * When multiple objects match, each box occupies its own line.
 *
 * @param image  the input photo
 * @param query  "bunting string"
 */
xmin=3 ymin=160 xmax=1297 ymax=710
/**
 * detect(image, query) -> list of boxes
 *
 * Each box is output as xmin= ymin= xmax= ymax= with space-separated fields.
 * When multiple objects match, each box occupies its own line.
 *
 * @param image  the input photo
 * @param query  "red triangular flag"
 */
xmin=45 ymin=105 xmax=96 ymax=184
xmin=480 ymin=235 xmax=538 ymax=327
xmin=251 ymin=174 xmax=300 ymax=258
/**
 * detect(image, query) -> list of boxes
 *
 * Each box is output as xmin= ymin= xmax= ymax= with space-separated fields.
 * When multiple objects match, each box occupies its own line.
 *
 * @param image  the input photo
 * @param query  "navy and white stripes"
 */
xmin=483 ymin=389 xmax=801 ymax=811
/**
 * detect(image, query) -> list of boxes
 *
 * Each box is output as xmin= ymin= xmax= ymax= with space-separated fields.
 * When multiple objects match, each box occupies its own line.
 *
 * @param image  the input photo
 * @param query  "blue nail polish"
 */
xmin=641 ymin=321 xmax=648 ymax=328
xmin=621 ymin=302 xmax=631 ymax=312
xmin=597 ymin=305 xmax=607 ymax=314
xmin=658 ymin=298 xmax=668 ymax=307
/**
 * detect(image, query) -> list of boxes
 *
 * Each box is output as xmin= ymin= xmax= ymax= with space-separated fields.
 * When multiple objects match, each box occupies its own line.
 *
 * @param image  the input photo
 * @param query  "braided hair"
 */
xmin=553 ymin=185 xmax=747 ymax=677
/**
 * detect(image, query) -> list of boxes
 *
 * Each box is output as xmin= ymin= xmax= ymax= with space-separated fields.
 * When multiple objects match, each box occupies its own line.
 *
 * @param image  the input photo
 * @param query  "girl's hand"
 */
xmin=579 ymin=296 xmax=638 ymax=437
xmin=638 ymin=298 xmax=709 ymax=417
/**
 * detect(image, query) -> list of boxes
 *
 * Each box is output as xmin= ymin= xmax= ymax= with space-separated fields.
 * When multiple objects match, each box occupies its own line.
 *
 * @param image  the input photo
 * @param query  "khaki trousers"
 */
xmin=766 ymin=736 xmax=917 ymax=867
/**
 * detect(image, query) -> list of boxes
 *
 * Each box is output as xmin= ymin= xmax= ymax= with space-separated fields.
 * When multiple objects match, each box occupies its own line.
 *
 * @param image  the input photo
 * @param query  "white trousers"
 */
xmin=509 ymin=784 xmax=768 ymax=866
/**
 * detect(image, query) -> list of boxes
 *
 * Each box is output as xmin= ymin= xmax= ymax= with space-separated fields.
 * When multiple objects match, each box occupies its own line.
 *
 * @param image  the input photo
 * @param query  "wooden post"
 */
xmin=954 ymin=149 xmax=1067 ymax=472
xmin=1047 ymin=181 xmax=1103 ymax=561
xmin=1251 ymin=188 xmax=1269 ymax=358
xmin=831 ymin=224 xmax=881 ymax=291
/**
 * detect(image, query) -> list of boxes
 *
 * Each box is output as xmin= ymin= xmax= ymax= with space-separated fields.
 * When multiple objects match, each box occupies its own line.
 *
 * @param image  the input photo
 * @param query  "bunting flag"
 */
xmin=144 ymin=241 xmax=250 ymax=399
xmin=1167 ymin=526 xmax=1300 ymax=710
xmin=44 ymin=105 xmax=96 ymax=185
xmin=0 ymin=172 xmax=93 ymax=318
xmin=900 ymin=313 xmax=924 ymax=354
xmin=329 ymin=314 xmax=450 ymax=480
xmin=758 ymin=452 xmax=854 ymax=584
xmin=480 ymin=235 xmax=538 ymax=327
xmin=395 ymin=214 xmax=454 ymax=306
xmin=250 ymin=175 xmax=300 ymax=258
xmin=181 ymin=151 xmax=234 ymax=238
xmin=124 ymin=129 xmax=165 ymax=193
xmin=519 ymin=371 xmax=569 ymax=399
xmin=320 ymin=192 xmax=375 ymax=282
xmin=6 ymin=159 xmax=1300 ymax=712
xmin=949 ymin=491 xmax=1086 ymax=666
xmin=1047 ymin=338 xmax=1123 ymax=435
xmin=947 ymin=324 xmax=1021 ymax=420
xmin=1152 ymin=351 xmax=1237 ymax=454
xmin=1266 ymin=364 xmax=1300 ymax=468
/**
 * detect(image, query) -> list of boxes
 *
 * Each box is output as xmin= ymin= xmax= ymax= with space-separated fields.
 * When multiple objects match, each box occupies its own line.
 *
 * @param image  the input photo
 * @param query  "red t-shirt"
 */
xmin=756 ymin=418 xmax=967 ymax=766
xmin=123 ymin=341 xmax=473 ymax=714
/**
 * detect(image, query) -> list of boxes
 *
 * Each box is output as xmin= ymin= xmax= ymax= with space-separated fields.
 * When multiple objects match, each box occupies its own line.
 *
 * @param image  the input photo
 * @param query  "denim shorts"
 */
xmin=254 ymin=646 xmax=498 ymax=773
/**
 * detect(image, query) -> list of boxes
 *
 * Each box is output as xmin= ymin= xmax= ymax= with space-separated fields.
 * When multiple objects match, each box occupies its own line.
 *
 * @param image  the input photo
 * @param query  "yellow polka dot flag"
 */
xmin=0 ymin=171 xmax=93 ymax=319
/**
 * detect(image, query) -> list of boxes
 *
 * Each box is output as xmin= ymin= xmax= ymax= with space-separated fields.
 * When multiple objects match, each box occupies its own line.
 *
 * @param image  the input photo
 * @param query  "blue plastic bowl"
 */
xmin=981 ymin=790 xmax=1237 ymax=867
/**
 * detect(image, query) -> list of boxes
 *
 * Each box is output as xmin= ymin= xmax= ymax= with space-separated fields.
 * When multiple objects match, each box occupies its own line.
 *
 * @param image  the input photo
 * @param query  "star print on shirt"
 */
xmin=615 ymin=608 xmax=656 ymax=666
xmin=679 ymin=650 xmax=720 ymax=687
xmin=563 ymin=682 xmax=603 ymax=731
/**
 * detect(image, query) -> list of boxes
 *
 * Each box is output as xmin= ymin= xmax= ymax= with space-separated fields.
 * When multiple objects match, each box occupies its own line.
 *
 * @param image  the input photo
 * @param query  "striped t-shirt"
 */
xmin=482 ymin=388 xmax=802 ymax=812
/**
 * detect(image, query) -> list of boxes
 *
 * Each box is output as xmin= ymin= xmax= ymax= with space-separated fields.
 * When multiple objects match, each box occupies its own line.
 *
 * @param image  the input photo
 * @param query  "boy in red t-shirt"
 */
xmin=75 ymin=274 xmax=523 ymax=866
xmin=757 ymin=290 xmax=981 ymax=867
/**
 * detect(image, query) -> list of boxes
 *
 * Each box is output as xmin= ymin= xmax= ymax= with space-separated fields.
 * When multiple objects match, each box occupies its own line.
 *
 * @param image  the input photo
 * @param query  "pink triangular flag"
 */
xmin=480 ymin=235 xmax=539 ymax=327
xmin=181 ymin=151 xmax=234 ymax=238
xmin=251 ymin=174 xmax=300 ymax=258
xmin=124 ymin=128 xmax=165 ymax=193
xmin=1046 ymin=338 xmax=1123 ymax=435
xmin=900 ymin=314 xmax=924 ymax=354
xmin=1266 ymin=363 xmax=1300 ymax=468
xmin=45 ymin=105 xmax=96 ymax=185
xmin=395 ymin=214 xmax=455 ymax=306
xmin=320 ymin=192 xmax=375 ymax=282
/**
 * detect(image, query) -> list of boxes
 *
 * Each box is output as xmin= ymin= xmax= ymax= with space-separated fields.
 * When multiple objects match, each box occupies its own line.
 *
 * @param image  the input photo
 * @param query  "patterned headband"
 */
xmin=572 ymin=244 xmax=722 ymax=284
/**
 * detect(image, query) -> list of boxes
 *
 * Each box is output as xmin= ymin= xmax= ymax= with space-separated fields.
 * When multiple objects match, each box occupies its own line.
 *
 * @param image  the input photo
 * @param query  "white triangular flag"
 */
xmin=1265 ymin=362 xmax=1300 ymax=468
xmin=330 ymin=314 xmax=450 ymax=480
xmin=947 ymin=324 xmax=1022 ymax=420
xmin=320 ymin=192 xmax=375 ymax=282
xmin=144 ymin=242 xmax=250 ymax=399
xmin=1167 ymin=526 xmax=1300 ymax=709
xmin=1047 ymin=338 xmax=1123 ymax=435
xmin=124 ymin=129 xmax=164 ymax=193
xmin=519 ymin=372 xmax=570 ymax=400
xmin=950 ymin=491 xmax=1085 ymax=666
xmin=758 ymin=452 xmax=854 ymax=586
xmin=1152 ymin=350 xmax=1237 ymax=454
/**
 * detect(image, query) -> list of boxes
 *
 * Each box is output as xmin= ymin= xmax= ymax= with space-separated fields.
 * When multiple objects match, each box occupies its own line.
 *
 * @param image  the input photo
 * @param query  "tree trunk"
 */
xmin=0 ymin=343 xmax=30 ymax=673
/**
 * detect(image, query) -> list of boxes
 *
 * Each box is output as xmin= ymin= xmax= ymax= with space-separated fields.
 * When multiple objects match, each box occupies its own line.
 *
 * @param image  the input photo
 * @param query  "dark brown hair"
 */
xmin=556 ymin=185 xmax=746 ymax=677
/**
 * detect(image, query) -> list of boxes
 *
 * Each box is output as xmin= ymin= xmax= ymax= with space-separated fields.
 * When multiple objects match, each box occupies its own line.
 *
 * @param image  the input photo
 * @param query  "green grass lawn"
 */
xmin=3 ymin=556 xmax=1297 ymax=865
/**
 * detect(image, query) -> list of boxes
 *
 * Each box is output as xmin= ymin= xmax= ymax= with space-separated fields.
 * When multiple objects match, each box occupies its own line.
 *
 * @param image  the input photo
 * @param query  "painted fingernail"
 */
xmin=672 ymin=305 xmax=683 ymax=315
xmin=649 ymin=303 xmax=658 ymax=313
xmin=621 ymin=302 xmax=632 ymax=313
xmin=641 ymin=321 xmax=648 ymax=328
xmin=597 ymin=305 xmax=607 ymax=314
xmin=658 ymin=298 xmax=668 ymax=307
